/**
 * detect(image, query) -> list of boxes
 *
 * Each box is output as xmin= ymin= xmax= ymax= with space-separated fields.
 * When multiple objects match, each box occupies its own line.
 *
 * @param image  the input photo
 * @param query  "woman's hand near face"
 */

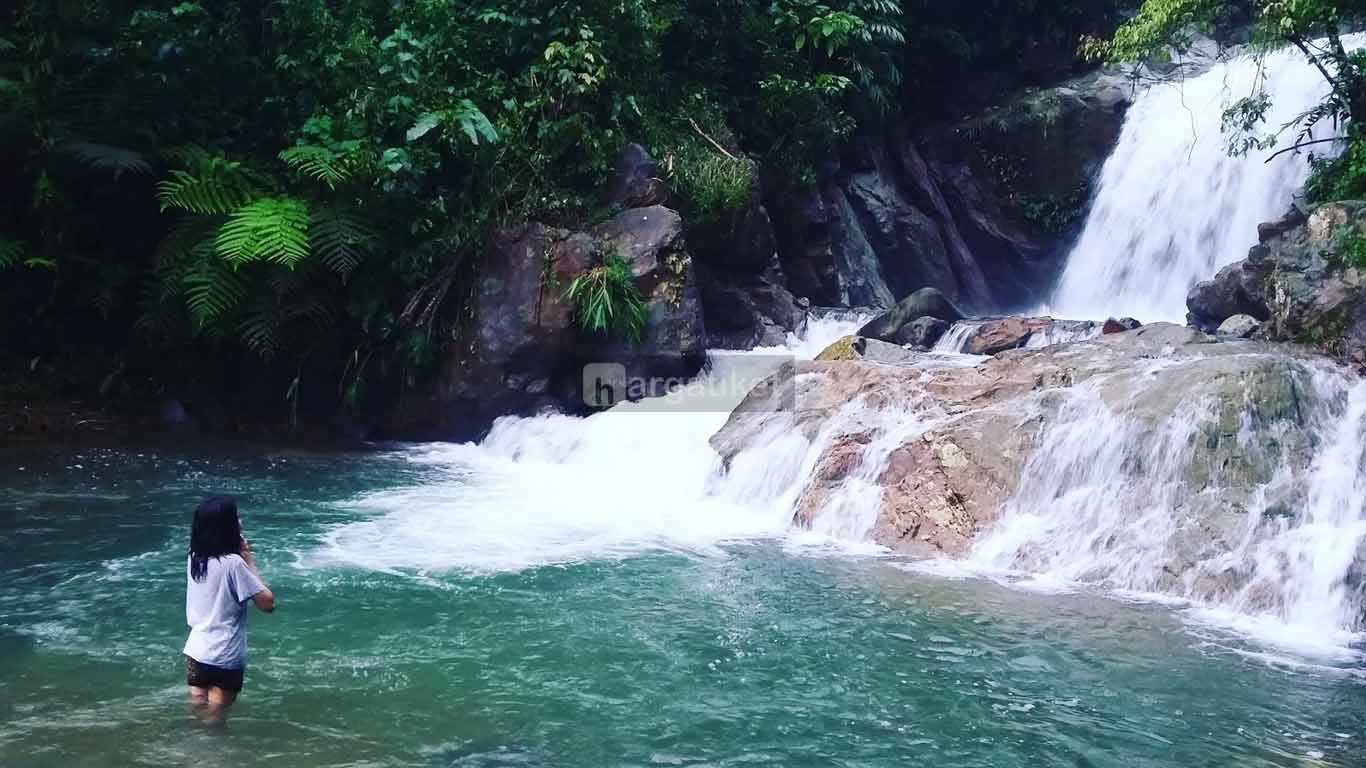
xmin=239 ymin=535 xmax=255 ymax=569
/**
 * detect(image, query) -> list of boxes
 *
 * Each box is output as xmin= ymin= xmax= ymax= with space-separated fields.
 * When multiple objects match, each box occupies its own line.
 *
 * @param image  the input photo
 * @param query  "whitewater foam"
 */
xmin=309 ymin=313 xmax=870 ymax=574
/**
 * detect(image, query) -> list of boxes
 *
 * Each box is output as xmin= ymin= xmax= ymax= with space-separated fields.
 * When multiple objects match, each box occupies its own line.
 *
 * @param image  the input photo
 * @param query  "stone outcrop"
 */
xmin=921 ymin=69 xmax=1133 ymax=307
xmin=857 ymin=287 xmax=963 ymax=342
xmin=1187 ymin=201 xmax=1366 ymax=370
xmin=711 ymin=324 xmax=1322 ymax=580
xmin=685 ymin=153 xmax=809 ymax=349
xmin=769 ymin=69 xmax=1130 ymax=314
xmin=388 ymin=206 xmax=706 ymax=440
xmin=605 ymin=143 xmax=668 ymax=209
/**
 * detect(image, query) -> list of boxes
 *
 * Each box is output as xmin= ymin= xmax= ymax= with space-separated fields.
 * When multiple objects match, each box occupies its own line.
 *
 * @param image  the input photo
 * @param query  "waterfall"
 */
xmin=317 ymin=313 xmax=869 ymax=573
xmin=1049 ymin=45 xmax=1339 ymax=322
xmin=968 ymin=361 xmax=1366 ymax=648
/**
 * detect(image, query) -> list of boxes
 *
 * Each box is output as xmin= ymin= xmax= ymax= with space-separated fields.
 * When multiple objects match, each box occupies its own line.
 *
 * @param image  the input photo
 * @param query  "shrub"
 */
xmin=564 ymin=254 xmax=648 ymax=342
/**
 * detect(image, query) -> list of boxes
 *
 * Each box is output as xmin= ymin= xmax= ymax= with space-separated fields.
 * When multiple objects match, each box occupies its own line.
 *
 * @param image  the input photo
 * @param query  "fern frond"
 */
xmin=238 ymin=302 xmax=285 ymax=358
xmin=62 ymin=142 xmax=154 ymax=178
xmin=157 ymin=169 xmax=256 ymax=214
xmin=0 ymin=238 xmax=23 ymax=269
xmin=185 ymin=258 xmax=249 ymax=324
xmin=239 ymin=282 xmax=333 ymax=359
xmin=310 ymin=206 xmax=376 ymax=278
xmin=215 ymin=197 xmax=311 ymax=268
xmin=161 ymin=144 xmax=215 ymax=168
xmin=280 ymin=145 xmax=353 ymax=189
xmin=153 ymin=217 xmax=220 ymax=298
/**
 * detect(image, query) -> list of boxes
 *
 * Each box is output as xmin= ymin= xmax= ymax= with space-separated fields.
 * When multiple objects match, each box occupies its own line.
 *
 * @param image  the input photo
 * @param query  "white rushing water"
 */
xmin=317 ymin=313 xmax=870 ymax=573
xmin=1050 ymin=44 xmax=1341 ymax=322
xmin=965 ymin=360 xmax=1366 ymax=652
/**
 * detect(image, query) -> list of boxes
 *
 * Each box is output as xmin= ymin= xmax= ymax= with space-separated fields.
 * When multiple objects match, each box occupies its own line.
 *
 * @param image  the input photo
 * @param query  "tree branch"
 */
xmin=688 ymin=118 xmax=740 ymax=161
xmin=1288 ymin=34 xmax=1347 ymax=105
xmin=1263 ymin=136 xmax=1345 ymax=164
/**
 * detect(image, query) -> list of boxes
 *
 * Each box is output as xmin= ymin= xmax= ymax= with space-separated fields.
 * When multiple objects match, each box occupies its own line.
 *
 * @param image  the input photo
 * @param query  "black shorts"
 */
xmin=185 ymin=655 xmax=245 ymax=692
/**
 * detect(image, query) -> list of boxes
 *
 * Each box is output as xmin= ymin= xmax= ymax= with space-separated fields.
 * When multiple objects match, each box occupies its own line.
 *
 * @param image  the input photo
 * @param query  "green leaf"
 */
xmin=406 ymin=112 xmax=441 ymax=142
xmin=63 ymin=142 xmax=153 ymax=178
xmin=455 ymin=100 xmax=499 ymax=145
xmin=156 ymin=168 xmax=255 ymax=214
xmin=0 ymin=238 xmax=23 ymax=270
xmin=215 ymin=197 xmax=311 ymax=268
xmin=280 ymin=145 xmax=353 ymax=189
xmin=381 ymin=147 xmax=410 ymax=173
xmin=310 ymin=206 xmax=377 ymax=278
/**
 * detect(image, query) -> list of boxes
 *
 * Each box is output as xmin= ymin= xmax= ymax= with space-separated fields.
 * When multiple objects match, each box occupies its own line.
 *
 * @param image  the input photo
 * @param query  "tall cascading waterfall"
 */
xmin=960 ymin=42 xmax=1366 ymax=647
xmin=1049 ymin=45 xmax=1339 ymax=322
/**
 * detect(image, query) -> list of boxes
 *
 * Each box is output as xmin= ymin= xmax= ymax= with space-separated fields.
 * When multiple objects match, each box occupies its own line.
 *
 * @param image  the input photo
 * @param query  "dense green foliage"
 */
xmin=1092 ymin=1 xmax=1366 ymax=198
xmin=0 ymin=1 xmax=1124 ymax=424
xmin=0 ymin=0 xmax=906 ymax=416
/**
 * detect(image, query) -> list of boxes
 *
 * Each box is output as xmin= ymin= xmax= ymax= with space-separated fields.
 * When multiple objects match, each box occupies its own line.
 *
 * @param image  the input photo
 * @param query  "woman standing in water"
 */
xmin=184 ymin=496 xmax=275 ymax=723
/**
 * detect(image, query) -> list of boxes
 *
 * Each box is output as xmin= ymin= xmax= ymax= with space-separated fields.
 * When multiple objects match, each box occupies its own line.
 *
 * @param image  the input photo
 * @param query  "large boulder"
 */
xmin=710 ymin=324 xmax=1344 ymax=612
xmin=857 ymin=287 xmax=963 ymax=342
xmin=895 ymin=316 xmax=950 ymax=349
xmin=1217 ymin=314 xmax=1262 ymax=338
xmin=958 ymin=316 xmax=1102 ymax=355
xmin=1187 ymin=259 xmax=1273 ymax=329
xmin=1187 ymin=201 xmax=1366 ymax=370
xmin=589 ymin=206 xmax=707 ymax=381
xmin=387 ymin=207 xmax=706 ymax=439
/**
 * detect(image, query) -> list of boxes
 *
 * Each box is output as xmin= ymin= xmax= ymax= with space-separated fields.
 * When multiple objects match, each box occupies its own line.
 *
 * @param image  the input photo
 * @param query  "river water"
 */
xmin=2 ymin=440 xmax=1365 ymax=768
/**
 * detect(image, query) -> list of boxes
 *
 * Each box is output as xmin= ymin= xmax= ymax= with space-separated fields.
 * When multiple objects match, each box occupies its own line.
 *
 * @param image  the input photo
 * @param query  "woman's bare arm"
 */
xmin=240 ymin=536 xmax=276 ymax=613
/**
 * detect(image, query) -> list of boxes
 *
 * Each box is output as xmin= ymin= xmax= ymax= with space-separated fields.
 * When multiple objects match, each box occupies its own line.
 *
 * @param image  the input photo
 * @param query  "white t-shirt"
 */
xmin=183 ymin=554 xmax=265 ymax=669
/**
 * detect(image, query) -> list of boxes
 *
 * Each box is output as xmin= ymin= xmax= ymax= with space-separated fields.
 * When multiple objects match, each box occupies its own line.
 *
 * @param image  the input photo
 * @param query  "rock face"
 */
xmin=605 ymin=143 xmax=668 ymax=209
xmin=768 ymin=69 xmax=1129 ymax=314
xmin=686 ymin=156 xmax=809 ymax=349
xmin=710 ymin=324 xmax=1329 ymax=595
xmin=857 ymin=287 xmax=963 ymax=342
xmin=389 ymin=207 xmax=706 ymax=440
xmin=1187 ymin=201 xmax=1366 ymax=370
xmin=922 ymin=69 xmax=1133 ymax=307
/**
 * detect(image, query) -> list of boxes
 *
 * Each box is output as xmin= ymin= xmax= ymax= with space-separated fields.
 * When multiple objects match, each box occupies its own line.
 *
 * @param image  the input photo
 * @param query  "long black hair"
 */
xmin=189 ymin=495 xmax=241 ymax=582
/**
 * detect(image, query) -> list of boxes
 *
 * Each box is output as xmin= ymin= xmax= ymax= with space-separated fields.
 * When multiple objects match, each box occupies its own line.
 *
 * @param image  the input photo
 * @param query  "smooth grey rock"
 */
xmin=1217 ymin=314 xmax=1262 ymax=338
xmin=895 ymin=316 xmax=950 ymax=349
xmin=857 ymin=287 xmax=963 ymax=343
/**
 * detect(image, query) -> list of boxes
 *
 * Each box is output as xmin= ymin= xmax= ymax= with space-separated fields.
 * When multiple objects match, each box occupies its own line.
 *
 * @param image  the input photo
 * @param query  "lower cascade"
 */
xmin=706 ymin=322 xmax=1366 ymax=650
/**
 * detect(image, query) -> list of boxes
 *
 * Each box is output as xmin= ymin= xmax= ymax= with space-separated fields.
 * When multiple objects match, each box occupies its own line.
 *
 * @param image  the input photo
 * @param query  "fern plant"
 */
xmin=0 ymin=238 xmax=23 ymax=270
xmin=564 ymin=254 xmax=648 ymax=342
xmin=156 ymin=158 xmax=258 ymax=214
xmin=62 ymin=141 xmax=153 ymax=178
xmin=310 ymin=206 xmax=377 ymax=279
xmin=280 ymin=144 xmax=355 ymax=189
xmin=215 ymin=197 xmax=311 ymax=268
